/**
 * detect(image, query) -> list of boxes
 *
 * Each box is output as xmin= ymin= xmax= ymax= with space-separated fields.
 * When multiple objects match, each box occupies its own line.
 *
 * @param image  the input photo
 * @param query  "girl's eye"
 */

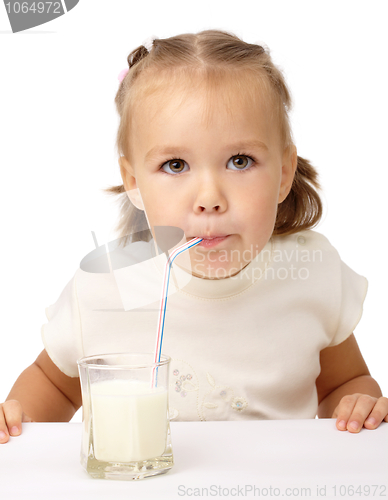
xmin=160 ymin=154 xmax=255 ymax=174
xmin=227 ymin=155 xmax=254 ymax=171
xmin=160 ymin=158 xmax=189 ymax=175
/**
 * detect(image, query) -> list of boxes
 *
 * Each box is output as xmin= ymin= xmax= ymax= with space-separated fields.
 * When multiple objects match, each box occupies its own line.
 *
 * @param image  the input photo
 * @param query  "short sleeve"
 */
xmin=328 ymin=259 xmax=368 ymax=347
xmin=41 ymin=271 xmax=84 ymax=377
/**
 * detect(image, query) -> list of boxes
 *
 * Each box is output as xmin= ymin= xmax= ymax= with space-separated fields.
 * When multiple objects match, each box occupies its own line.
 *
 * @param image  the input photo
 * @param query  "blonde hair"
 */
xmin=104 ymin=29 xmax=323 ymax=245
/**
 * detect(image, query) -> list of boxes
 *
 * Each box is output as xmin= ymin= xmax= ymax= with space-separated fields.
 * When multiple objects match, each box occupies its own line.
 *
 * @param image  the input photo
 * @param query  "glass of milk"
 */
xmin=77 ymin=352 xmax=173 ymax=480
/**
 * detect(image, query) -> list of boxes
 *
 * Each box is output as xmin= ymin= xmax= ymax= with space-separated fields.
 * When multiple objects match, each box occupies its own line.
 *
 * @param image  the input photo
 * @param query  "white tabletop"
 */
xmin=0 ymin=419 xmax=387 ymax=500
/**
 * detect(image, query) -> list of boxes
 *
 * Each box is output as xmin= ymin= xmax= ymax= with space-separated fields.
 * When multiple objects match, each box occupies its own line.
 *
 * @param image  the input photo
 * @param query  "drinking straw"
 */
xmin=152 ymin=237 xmax=203 ymax=387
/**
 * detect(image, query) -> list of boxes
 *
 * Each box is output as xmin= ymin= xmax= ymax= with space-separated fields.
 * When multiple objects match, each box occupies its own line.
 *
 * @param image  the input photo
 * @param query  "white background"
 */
xmin=0 ymin=0 xmax=387 ymax=424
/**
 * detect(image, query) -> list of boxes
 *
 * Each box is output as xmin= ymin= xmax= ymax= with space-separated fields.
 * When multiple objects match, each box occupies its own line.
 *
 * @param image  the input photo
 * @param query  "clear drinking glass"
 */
xmin=77 ymin=352 xmax=173 ymax=480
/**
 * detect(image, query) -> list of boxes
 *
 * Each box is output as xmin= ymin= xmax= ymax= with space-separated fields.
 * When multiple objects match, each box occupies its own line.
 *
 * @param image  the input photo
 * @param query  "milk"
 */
xmin=90 ymin=379 xmax=168 ymax=463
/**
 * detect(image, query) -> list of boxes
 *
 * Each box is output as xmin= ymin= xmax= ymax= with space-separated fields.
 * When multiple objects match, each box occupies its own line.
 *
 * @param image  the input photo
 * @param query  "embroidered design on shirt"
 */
xmin=200 ymin=372 xmax=248 ymax=420
xmin=169 ymin=408 xmax=179 ymax=420
xmin=203 ymin=402 xmax=218 ymax=409
xmin=231 ymin=396 xmax=248 ymax=411
xmin=170 ymin=359 xmax=200 ymax=421
xmin=170 ymin=362 xmax=249 ymax=421
xmin=173 ymin=370 xmax=197 ymax=397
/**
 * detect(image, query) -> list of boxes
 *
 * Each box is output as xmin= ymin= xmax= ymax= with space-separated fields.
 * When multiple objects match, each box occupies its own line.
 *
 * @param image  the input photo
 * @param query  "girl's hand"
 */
xmin=332 ymin=393 xmax=388 ymax=433
xmin=0 ymin=400 xmax=34 ymax=444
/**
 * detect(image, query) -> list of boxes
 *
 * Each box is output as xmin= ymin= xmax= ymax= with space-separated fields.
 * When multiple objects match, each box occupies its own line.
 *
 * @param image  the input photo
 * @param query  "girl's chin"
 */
xmin=189 ymin=262 xmax=247 ymax=280
xmin=173 ymin=246 xmax=251 ymax=279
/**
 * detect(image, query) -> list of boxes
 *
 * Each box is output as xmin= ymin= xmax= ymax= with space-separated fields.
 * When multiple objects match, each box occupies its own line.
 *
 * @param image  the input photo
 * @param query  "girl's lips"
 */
xmin=193 ymin=235 xmax=230 ymax=248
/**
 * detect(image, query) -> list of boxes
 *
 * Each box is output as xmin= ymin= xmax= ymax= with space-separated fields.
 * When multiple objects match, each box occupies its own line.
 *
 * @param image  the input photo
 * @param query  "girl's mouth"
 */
xmin=192 ymin=235 xmax=230 ymax=248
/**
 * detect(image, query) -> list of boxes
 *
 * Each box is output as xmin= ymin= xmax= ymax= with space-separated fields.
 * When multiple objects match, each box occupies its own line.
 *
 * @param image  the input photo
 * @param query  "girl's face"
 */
xmin=120 ymin=77 xmax=297 ymax=279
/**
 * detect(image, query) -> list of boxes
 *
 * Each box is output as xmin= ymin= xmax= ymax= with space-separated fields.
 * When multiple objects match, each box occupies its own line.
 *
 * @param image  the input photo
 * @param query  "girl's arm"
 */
xmin=0 ymin=349 xmax=82 ymax=443
xmin=316 ymin=334 xmax=387 ymax=431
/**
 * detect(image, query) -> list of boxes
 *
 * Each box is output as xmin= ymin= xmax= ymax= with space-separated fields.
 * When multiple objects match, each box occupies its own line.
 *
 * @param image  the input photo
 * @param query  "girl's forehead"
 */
xmin=131 ymin=68 xmax=275 ymax=126
xmin=127 ymin=68 xmax=285 ymax=157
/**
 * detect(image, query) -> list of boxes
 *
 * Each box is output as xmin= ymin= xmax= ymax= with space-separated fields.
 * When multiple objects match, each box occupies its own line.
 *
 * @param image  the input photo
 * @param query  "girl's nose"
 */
xmin=193 ymin=175 xmax=227 ymax=214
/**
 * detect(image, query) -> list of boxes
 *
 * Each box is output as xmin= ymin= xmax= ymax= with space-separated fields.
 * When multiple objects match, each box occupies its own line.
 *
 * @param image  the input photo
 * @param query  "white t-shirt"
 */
xmin=41 ymin=229 xmax=368 ymax=422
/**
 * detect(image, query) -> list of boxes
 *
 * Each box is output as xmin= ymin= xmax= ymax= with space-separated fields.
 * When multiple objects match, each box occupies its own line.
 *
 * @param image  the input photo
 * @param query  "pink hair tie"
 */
xmin=118 ymin=68 xmax=129 ymax=83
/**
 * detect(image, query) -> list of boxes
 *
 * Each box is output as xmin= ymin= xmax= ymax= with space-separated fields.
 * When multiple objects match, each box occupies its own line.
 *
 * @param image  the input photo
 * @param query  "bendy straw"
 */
xmin=152 ymin=237 xmax=203 ymax=387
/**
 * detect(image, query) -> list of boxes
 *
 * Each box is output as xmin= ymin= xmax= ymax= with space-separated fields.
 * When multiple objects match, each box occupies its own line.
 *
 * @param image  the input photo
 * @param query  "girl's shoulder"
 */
xmin=271 ymin=229 xmax=339 ymax=255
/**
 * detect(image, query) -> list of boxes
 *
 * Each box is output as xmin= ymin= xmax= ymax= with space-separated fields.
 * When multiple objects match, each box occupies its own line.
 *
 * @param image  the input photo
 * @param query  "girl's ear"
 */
xmin=278 ymin=144 xmax=298 ymax=204
xmin=119 ymin=156 xmax=144 ymax=210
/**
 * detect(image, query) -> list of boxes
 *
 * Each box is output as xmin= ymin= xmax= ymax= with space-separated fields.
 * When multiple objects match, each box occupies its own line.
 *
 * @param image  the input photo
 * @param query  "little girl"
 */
xmin=1 ymin=29 xmax=387 ymax=443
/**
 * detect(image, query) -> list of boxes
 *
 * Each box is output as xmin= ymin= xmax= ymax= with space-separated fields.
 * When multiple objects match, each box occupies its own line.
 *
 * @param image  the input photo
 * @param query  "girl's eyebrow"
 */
xmin=227 ymin=140 xmax=269 ymax=153
xmin=145 ymin=146 xmax=190 ymax=162
xmin=145 ymin=140 xmax=269 ymax=162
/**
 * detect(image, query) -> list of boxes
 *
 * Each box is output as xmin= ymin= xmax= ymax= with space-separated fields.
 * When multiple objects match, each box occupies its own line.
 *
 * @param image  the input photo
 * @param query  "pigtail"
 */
xmin=102 ymin=184 xmax=151 ymax=246
xmin=274 ymin=156 xmax=323 ymax=235
xmin=106 ymin=43 xmax=154 ymax=247
xmin=115 ymin=44 xmax=152 ymax=117
xmin=127 ymin=45 xmax=149 ymax=68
